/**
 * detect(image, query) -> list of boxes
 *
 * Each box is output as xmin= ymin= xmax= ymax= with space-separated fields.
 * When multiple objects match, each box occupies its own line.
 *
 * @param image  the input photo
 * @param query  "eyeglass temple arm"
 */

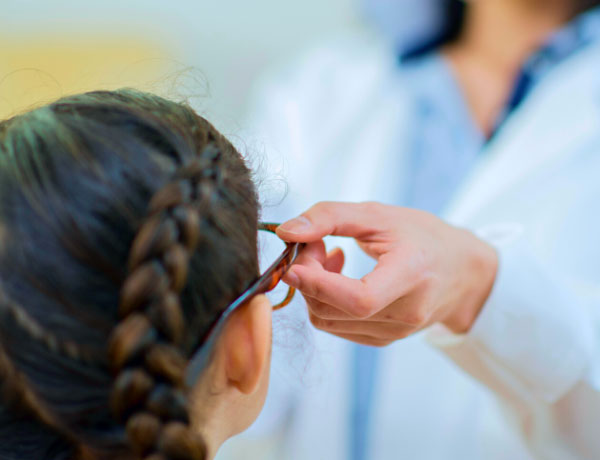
xmin=258 ymin=222 xmax=279 ymax=234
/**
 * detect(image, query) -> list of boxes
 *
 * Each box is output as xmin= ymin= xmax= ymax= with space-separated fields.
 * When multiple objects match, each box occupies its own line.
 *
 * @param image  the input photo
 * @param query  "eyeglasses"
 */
xmin=185 ymin=222 xmax=304 ymax=386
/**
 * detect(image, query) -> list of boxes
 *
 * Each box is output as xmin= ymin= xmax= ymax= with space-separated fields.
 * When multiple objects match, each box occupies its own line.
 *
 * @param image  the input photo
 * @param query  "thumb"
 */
xmin=277 ymin=201 xmax=379 ymax=242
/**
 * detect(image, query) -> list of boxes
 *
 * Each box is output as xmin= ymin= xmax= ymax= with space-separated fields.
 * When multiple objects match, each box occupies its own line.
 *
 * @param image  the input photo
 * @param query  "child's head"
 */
xmin=0 ymin=89 xmax=273 ymax=460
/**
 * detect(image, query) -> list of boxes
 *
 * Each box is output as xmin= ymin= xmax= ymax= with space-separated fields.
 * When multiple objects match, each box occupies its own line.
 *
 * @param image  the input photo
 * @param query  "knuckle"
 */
xmin=308 ymin=313 xmax=327 ymax=330
xmin=352 ymin=295 xmax=375 ymax=319
xmin=359 ymin=201 xmax=384 ymax=216
xmin=401 ymin=308 xmax=429 ymax=327
xmin=313 ymin=201 xmax=333 ymax=214
xmin=380 ymin=307 xmax=404 ymax=322
xmin=351 ymin=287 xmax=379 ymax=319
xmin=402 ymin=252 xmax=429 ymax=286
xmin=383 ymin=312 xmax=404 ymax=323
xmin=415 ymin=268 xmax=434 ymax=289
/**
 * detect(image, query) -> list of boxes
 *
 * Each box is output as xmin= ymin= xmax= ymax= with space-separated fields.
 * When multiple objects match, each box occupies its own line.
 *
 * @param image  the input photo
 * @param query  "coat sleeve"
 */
xmin=426 ymin=219 xmax=600 ymax=456
xmin=430 ymin=227 xmax=597 ymax=401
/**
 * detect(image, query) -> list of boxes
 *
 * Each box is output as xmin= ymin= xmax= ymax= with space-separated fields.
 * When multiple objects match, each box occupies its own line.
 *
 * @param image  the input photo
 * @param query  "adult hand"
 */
xmin=276 ymin=202 xmax=498 ymax=346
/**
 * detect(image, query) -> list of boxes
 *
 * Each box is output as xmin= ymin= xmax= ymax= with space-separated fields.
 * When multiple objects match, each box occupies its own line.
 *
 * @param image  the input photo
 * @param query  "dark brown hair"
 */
xmin=0 ymin=89 xmax=260 ymax=459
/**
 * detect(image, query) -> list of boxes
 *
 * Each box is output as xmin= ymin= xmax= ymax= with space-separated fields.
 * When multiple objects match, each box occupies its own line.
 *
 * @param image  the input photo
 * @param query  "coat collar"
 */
xmin=445 ymin=42 xmax=600 ymax=223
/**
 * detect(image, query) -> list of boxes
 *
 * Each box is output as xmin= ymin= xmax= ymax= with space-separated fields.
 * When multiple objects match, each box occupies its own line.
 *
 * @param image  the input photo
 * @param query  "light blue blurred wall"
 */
xmin=2 ymin=0 xmax=364 ymax=132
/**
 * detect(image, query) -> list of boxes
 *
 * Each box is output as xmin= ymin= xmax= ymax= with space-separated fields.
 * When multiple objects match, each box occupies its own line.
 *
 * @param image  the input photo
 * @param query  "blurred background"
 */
xmin=1 ymin=0 xmax=366 ymax=135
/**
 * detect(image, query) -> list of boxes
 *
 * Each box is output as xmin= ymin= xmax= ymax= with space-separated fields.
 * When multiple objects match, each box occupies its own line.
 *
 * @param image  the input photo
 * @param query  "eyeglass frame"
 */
xmin=185 ymin=222 xmax=304 ymax=387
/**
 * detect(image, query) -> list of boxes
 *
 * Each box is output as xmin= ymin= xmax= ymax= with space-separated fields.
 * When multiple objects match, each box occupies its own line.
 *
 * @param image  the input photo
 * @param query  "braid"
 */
xmin=0 ymin=89 xmax=260 ymax=459
xmin=108 ymin=144 xmax=223 ymax=460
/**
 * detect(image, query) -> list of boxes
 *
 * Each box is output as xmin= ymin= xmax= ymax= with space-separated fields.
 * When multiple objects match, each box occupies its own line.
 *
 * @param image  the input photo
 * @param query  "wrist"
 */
xmin=443 ymin=232 xmax=498 ymax=334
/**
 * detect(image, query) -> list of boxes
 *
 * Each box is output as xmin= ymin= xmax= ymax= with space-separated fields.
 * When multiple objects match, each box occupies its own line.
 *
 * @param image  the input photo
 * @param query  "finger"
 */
xmin=323 ymin=247 xmax=344 ymax=273
xmin=306 ymin=291 xmax=418 ymax=324
xmin=277 ymin=201 xmax=383 ymax=242
xmin=326 ymin=332 xmax=392 ymax=348
xmin=284 ymin=253 xmax=413 ymax=318
xmin=358 ymin=251 xmax=417 ymax=307
xmin=286 ymin=244 xmax=342 ymax=277
xmin=284 ymin=264 xmax=377 ymax=318
xmin=308 ymin=314 xmax=414 ymax=340
xmin=297 ymin=240 xmax=327 ymax=265
xmin=281 ymin=240 xmax=327 ymax=287
xmin=304 ymin=294 xmax=354 ymax=320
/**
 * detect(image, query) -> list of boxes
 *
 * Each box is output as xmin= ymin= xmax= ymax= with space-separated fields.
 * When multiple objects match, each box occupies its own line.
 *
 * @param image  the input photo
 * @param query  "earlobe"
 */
xmin=221 ymin=294 xmax=272 ymax=395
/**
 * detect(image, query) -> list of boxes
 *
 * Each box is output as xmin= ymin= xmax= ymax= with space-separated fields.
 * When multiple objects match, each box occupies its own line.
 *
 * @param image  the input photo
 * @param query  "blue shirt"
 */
xmin=350 ymin=7 xmax=600 ymax=460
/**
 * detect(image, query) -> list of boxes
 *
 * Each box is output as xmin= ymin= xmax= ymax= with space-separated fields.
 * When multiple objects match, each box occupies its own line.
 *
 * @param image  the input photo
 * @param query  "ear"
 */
xmin=220 ymin=294 xmax=272 ymax=395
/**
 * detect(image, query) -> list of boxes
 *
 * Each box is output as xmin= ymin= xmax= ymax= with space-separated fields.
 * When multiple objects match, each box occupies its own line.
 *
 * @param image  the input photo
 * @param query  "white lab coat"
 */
xmin=217 ymin=35 xmax=600 ymax=460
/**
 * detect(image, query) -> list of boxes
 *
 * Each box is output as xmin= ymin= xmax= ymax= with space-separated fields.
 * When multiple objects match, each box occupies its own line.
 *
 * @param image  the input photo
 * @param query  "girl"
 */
xmin=0 ymin=89 xmax=292 ymax=460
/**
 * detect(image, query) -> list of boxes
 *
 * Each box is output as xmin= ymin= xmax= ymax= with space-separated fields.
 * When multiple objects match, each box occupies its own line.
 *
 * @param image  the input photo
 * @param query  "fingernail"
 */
xmin=279 ymin=216 xmax=312 ymax=234
xmin=283 ymin=268 xmax=300 ymax=288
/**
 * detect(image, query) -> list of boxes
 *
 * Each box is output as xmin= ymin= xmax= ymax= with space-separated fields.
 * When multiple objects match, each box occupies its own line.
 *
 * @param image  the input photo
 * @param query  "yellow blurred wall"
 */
xmin=0 ymin=35 xmax=174 ymax=120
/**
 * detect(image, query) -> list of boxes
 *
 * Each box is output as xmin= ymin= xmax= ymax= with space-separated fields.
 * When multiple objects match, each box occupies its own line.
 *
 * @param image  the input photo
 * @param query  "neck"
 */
xmin=461 ymin=0 xmax=575 ymax=75
xmin=190 ymin=383 xmax=247 ymax=460
xmin=444 ymin=0 xmax=577 ymax=134
xmin=191 ymin=407 xmax=223 ymax=460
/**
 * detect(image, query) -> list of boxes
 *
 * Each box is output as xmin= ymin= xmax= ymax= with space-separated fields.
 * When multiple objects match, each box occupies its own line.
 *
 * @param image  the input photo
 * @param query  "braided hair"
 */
xmin=0 ymin=89 xmax=260 ymax=459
